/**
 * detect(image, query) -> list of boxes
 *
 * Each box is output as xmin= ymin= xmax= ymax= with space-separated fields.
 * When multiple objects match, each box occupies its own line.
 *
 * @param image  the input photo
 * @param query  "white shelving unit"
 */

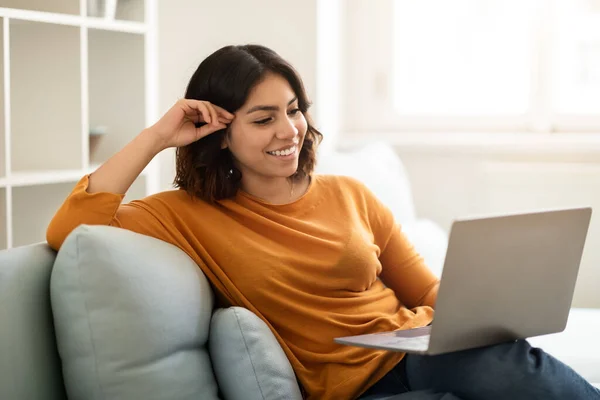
xmin=0 ymin=0 xmax=159 ymax=249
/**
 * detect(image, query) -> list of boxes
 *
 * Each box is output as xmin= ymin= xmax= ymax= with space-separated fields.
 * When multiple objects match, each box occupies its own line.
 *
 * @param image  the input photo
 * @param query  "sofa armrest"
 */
xmin=0 ymin=244 xmax=67 ymax=400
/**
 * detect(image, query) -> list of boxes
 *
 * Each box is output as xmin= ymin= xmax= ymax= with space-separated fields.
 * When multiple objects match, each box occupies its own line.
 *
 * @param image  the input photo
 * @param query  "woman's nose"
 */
xmin=276 ymin=116 xmax=299 ymax=140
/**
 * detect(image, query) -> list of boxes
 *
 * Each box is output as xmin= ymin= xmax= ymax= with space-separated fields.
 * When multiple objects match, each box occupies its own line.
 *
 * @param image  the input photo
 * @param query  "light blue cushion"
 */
xmin=50 ymin=225 xmax=219 ymax=400
xmin=209 ymin=307 xmax=303 ymax=400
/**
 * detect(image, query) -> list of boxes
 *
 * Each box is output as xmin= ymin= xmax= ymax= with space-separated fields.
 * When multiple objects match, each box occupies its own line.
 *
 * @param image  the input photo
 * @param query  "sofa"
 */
xmin=1 ymin=142 xmax=598 ymax=400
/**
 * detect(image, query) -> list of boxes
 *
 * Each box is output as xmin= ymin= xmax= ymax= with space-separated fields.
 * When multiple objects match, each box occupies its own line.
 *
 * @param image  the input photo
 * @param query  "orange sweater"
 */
xmin=47 ymin=174 xmax=439 ymax=400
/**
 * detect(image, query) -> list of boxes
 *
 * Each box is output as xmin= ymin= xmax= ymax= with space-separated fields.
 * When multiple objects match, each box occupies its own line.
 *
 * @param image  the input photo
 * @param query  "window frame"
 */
xmin=342 ymin=0 xmax=600 ymax=135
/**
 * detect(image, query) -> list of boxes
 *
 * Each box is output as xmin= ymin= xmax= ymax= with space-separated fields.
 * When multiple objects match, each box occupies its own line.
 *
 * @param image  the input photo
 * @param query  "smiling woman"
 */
xmin=45 ymin=44 xmax=600 ymax=400
xmin=175 ymin=45 xmax=321 ymax=204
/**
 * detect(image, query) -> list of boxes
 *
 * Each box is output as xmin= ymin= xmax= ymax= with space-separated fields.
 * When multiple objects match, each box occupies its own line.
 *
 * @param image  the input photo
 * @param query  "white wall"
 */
xmin=157 ymin=0 xmax=318 ymax=190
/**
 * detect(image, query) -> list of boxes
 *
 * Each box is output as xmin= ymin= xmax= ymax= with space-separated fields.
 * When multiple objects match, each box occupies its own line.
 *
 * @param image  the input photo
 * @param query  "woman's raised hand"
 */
xmin=148 ymin=99 xmax=235 ymax=150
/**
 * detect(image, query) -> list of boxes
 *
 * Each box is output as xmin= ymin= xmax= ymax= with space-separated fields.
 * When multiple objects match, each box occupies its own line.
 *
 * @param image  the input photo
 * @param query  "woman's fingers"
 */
xmin=213 ymin=104 xmax=235 ymax=120
xmin=182 ymin=99 xmax=234 ymax=125
xmin=181 ymin=99 xmax=211 ymax=124
xmin=205 ymin=102 xmax=220 ymax=126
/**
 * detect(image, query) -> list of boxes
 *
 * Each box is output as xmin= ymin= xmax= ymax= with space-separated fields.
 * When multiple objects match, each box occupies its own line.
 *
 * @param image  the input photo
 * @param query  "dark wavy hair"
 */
xmin=173 ymin=44 xmax=323 ymax=203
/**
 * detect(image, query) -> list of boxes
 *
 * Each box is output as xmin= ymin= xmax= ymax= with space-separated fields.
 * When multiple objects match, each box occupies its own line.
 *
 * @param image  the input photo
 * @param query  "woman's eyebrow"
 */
xmin=246 ymin=97 xmax=298 ymax=114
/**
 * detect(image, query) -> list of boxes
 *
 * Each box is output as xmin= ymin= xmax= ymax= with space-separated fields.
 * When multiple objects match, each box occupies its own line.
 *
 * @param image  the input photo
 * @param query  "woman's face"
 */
xmin=223 ymin=73 xmax=308 ymax=182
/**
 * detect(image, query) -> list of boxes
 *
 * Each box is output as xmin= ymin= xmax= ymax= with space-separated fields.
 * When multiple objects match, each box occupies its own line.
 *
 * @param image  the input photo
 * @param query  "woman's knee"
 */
xmin=406 ymin=340 xmax=598 ymax=399
xmin=405 ymin=339 xmax=542 ymax=391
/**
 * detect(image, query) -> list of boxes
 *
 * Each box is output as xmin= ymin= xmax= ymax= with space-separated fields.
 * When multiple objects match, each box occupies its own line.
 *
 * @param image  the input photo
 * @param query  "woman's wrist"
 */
xmin=139 ymin=128 xmax=170 ymax=155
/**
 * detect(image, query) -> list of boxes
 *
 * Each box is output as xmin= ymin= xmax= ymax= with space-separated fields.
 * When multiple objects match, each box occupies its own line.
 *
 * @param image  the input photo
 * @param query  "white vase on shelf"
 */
xmin=87 ymin=0 xmax=118 ymax=19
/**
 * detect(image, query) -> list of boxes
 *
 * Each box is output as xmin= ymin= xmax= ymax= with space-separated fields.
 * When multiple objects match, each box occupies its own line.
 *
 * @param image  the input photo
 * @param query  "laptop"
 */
xmin=335 ymin=207 xmax=592 ymax=355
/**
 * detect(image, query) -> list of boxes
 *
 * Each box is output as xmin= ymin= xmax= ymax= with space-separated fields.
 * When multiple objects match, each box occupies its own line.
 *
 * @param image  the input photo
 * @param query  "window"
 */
xmin=552 ymin=0 xmax=600 ymax=116
xmin=343 ymin=0 xmax=600 ymax=133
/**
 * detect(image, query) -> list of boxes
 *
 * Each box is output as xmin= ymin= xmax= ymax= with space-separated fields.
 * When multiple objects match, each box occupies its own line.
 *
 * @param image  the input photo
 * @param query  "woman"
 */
xmin=47 ymin=44 xmax=599 ymax=400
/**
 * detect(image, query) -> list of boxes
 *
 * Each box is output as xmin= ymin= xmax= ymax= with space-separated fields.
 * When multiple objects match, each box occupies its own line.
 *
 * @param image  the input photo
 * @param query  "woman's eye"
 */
xmin=254 ymin=118 xmax=272 ymax=125
xmin=254 ymin=110 xmax=300 ymax=125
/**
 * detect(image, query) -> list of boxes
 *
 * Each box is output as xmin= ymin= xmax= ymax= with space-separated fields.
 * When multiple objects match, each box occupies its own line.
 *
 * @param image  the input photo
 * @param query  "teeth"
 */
xmin=269 ymin=145 xmax=296 ymax=156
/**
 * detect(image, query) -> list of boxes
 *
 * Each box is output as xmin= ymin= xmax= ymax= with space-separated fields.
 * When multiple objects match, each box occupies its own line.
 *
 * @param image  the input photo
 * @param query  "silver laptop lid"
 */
xmin=427 ymin=207 xmax=592 ymax=355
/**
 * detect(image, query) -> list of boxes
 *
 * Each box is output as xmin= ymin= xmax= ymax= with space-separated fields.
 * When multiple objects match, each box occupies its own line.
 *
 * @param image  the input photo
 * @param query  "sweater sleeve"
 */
xmin=360 ymin=182 xmax=440 ymax=309
xmin=378 ymin=227 xmax=440 ymax=309
xmin=46 ymin=175 xmax=176 ymax=251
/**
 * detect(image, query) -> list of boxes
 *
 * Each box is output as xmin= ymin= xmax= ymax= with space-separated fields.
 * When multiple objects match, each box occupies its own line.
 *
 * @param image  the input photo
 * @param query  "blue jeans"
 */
xmin=359 ymin=339 xmax=600 ymax=400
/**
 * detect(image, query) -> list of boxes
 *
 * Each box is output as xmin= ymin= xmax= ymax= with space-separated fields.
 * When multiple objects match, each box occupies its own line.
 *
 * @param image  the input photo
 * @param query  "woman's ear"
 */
xmin=220 ymin=126 xmax=231 ymax=149
xmin=220 ymin=136 xmax=229 ymax=150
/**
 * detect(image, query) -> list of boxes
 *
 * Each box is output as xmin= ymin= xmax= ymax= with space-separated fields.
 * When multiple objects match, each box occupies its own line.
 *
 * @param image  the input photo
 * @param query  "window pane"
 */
xmin=552 ymin=0 xmax=600 ymax=114
xmin=392 ymin=0 xmax=536 ymax=116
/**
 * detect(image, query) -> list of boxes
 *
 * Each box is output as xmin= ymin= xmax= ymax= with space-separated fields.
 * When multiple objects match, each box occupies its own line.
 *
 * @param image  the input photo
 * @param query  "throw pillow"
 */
xmin=50 ymin=225 xmax=219 ymax=400
xmin=209 ymin=307 xmax=303 ymax=400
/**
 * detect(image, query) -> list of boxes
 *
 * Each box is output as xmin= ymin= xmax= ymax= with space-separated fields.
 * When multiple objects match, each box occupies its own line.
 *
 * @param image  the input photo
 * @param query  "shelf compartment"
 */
xmin=0 ymin=0 xmax=79 ymax=16
xmin=115 ymin=0 xmax=145 ymax=23
xmin=88 ymin=28 xmax=145 ymax=166
xmin=0 ymin=188 xmax=6 ymax=250
xmin=11 ymin=181 xmax=76 ymax=247
xmin=10 ymin=20 xmax=82 ymax=172
xmin=87 ymin=0 xmax=145 ymax=23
